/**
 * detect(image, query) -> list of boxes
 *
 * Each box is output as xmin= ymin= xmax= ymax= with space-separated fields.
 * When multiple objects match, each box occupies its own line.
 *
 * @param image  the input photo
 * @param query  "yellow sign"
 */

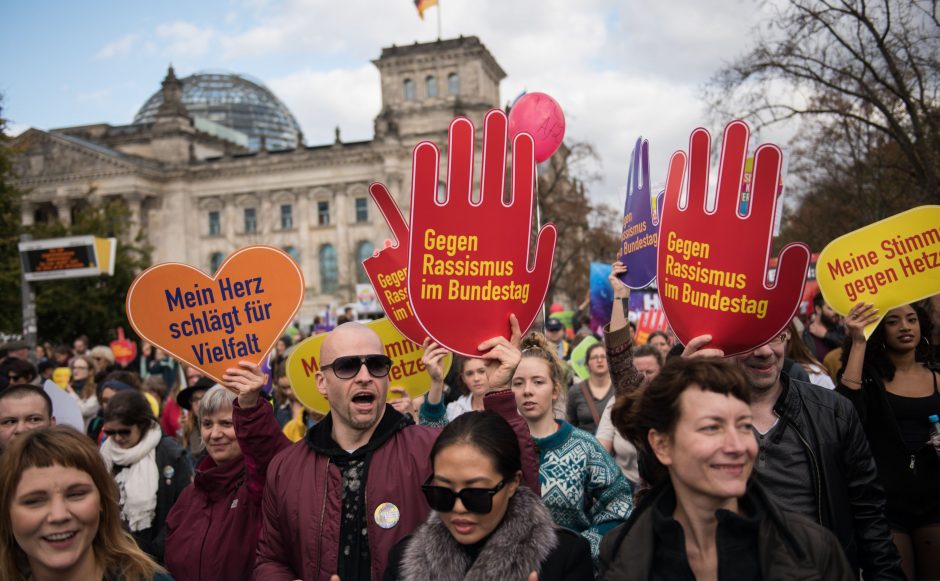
xmin=287 ymin=318 xmax=452 ymax=414
xmin=52 ymin=367 xmax=71 ymax=389
xmin=817 ymin=206 xmax=940 ymax=337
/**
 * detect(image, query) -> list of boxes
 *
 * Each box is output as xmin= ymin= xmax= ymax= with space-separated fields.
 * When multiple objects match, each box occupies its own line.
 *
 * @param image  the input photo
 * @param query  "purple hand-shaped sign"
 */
xmin=618 ymin=137 xmax=664 ymax=289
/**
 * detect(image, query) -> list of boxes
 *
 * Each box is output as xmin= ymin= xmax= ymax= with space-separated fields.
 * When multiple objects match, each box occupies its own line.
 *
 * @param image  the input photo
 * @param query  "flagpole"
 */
xmin=436 ymin=1 xmax=442 ymax=40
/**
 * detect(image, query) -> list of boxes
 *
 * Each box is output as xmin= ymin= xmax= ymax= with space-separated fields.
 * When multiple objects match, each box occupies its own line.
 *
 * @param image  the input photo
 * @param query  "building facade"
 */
xmin=12 ymin=36 xmax=507 ymax=322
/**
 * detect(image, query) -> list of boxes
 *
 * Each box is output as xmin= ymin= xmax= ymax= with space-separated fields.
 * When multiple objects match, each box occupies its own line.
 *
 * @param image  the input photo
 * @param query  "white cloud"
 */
xmin=95 ymin=33 xmax=139 ymax=60
xmin=156 ymin=21 xmax=215 ymax=59
xmin=267 ymin=65 xmax=380 ymax=145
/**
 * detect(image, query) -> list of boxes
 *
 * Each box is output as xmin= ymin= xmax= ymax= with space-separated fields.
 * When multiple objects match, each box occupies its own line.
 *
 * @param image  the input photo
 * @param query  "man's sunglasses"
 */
xmin=421 ymin=476 xmax=506 ymax=514
xmin=321 ymin=355 xmax=393 ymax=379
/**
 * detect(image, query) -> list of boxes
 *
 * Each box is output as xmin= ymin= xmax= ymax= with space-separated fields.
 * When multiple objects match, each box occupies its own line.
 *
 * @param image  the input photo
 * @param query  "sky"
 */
xmin=0 ymin=0 xmax=791 ymax=209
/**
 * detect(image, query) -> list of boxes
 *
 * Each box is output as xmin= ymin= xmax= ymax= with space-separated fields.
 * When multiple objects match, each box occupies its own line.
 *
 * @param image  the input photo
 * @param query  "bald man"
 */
xmin=254 ymin=321 xmax=538 ymax=581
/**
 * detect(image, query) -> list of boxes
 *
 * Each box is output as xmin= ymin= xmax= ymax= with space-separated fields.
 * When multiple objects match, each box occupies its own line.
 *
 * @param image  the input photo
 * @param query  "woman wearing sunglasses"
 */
xmin=600 ymin=358 xmax=852 ymax=580
xmin=383 ymin=411 xmax=592 ymax=580
xmin=99 ymin=389 xmax=193 ymax=564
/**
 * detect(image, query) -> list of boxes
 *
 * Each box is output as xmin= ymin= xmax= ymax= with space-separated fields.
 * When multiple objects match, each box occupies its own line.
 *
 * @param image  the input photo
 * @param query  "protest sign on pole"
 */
xmin=816 ymin=206 xmax=940 ymax=337
xmin=618 ymin=137 xmax=663 ymax=289
xmin=110 ymin=327 xmax=137 ymax=367
xmin=656 ymin=121 xmax=810 ymax=356
xmin=361 ymin=183 xmax=429 ymax=345
xmin=405 ymin=110 xmax=557 ymax=356
xmin=125 ymin=245 xmax=305 ymax=384
xmin=287 ymin=318 xmax=452 ymax=414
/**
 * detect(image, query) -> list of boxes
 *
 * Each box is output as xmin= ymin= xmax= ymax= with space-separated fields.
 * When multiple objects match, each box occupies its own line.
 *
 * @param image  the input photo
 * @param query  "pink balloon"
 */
xmin=508 ymin=92 xmax=566 ymax=163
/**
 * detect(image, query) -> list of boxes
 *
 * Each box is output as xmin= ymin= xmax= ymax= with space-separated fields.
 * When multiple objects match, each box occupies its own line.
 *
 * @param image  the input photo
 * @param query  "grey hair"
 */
xmin=198 ymin=384 xmax=236 ymax=422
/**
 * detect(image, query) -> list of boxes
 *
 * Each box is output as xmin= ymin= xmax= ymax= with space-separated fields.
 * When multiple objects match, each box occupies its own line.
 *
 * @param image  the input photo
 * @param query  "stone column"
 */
xmin=126 ymin=193 xmax=143 ymax=241
xmin=21 ymin=201 xmax=34 ymax=227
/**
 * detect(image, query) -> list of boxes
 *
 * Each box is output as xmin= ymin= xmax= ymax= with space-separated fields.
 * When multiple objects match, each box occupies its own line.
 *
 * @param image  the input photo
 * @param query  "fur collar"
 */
xmin=400 ymin=486 xmax=557 ymax=581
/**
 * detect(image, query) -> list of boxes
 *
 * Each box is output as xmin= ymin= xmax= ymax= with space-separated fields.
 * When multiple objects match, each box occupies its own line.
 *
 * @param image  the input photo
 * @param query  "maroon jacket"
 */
xmin=165 ymin=399 xmax=291 ymax=581
xmin=252 ymin=389 xmax=539 ymax=581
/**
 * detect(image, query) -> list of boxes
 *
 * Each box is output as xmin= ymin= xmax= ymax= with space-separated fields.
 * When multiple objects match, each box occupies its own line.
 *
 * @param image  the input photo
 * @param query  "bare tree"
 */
xmin=710 ymin=0 xmax=940 ymax=245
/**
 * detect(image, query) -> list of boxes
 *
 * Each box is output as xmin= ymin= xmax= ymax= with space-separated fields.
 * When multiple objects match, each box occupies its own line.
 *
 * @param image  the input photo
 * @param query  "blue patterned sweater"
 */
xmin=533 ymin=420 xmax=633 ymax=562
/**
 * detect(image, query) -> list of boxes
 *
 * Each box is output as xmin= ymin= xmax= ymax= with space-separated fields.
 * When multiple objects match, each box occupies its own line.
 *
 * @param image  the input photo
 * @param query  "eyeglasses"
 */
xmin=321 ymin=355 xmax=392 ymax=379
xmin=421 ymin=476 xmax=506 ymax=514
xmin=767 ymin=332 xmax=790 ymax=346
xmin=103 ymin=428 xmax=133 ymax=437
xmin=71 ymin=365 xmax=89 ymax=371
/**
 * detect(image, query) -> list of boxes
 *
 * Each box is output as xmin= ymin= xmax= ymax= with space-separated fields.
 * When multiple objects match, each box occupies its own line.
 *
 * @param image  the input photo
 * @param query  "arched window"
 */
xmin=210 ymin=252 xmax=225 ymax=273
xmin=356 ymin=241 xmax=375 ymax=284
xmin=319 ymin=244 xmax=338 ymax=293
xmin=403 ymin=78 xmax=416 ymax=101
xmin=426 ymin=75 xmax=437 ymax=98
xmin=283 ymin=246 xmax=301 ymax=264
xmin=447 ymin=72 xmax=459 ymax=95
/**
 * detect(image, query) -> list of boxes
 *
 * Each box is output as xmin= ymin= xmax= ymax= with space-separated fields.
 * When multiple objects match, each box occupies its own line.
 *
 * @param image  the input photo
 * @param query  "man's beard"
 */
xmin=821 ymin=312 xmax=839 ymax=329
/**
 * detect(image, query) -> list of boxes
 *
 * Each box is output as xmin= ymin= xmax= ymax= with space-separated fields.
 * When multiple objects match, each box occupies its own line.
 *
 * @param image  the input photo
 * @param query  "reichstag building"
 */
xmin=12 ymin=36 xmax=508 ymax=321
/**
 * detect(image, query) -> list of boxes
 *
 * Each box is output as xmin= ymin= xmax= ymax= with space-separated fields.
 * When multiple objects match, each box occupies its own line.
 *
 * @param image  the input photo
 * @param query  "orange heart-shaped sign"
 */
xmin=126 ymin=246 xmax=305 ymax=383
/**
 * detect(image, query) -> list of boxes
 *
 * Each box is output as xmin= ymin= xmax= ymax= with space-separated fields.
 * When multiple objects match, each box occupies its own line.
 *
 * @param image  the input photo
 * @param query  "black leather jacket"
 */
xmin=769 ymin=374 xmax=904 ymax=580
xmin=599 ymin=480 xmax=854 ymax=581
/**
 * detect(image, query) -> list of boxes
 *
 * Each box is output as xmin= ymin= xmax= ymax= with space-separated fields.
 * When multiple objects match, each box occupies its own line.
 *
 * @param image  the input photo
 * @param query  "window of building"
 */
xmin=208 ymin=210 xmax=221 ymax=236
xmin=356 ymin=241 xmax=375 ymax=284
xmin=447 ymin=72 xmax=459 ymax=95
xmin=244 ymin=208 xmax=257 ymax=233
xmin=403 ymin=78 xmax=416 ymax=101
xmin=210 ymin=252 xmax=224 ymax=273
xmin=283 ymin=246 xmax=301 ymax=264
xmin=355 ymin=197 xmax=368 ymax=223
xmin=320 ymin=244 xmax=338 ymax=293
xmin=280 ymin=204 xmax=293 ymax=230
xmin=317 ymin=201 xmax=330 ymax=225
xmin=426 ymin=75 xmax=437 ymax=98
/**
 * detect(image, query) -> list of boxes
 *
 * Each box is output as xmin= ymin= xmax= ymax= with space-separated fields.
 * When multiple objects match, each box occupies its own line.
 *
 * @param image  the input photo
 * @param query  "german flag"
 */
xmin=415 ymin=0 xmax=438 ymax=19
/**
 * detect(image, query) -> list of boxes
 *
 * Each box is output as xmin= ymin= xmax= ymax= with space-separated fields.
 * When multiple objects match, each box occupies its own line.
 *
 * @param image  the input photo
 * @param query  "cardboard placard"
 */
xmin=816 ymin=206 xmax=940 ymax=336
xmin=406 ymin=110 xmax=557 ymax=356
xmin=619 ymin=137 xmax=663 ymax=289
xmin=569 ymin=335 xmax=600 ymax=380
xmin=361 ymin=183 xmax=429 ymax=345
xmin=635 ymin=308 xmax=669 ymax=345
xmin=656 ymin=121 xmax=811 ymax=356
xmin=125 ymin=246 xmax=304 ymax=384
xmin=110 ymin=328 xmax=137 ymax=367
xmin=287 ymin=318 xmax=452 ymax=414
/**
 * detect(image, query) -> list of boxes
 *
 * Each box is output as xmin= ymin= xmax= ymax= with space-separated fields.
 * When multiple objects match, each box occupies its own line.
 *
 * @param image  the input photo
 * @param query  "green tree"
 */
xmin=0 ymin=101 xmax=26 ymax=335
xmin=26 ymin=199 xmax=151 ymax=346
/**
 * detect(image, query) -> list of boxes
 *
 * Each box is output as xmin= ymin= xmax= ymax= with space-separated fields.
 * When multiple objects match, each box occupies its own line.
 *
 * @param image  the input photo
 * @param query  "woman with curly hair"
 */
xmin=0 ymin=426 xmax=170 ymax=581
xmin=838 ymin=301 xmax=940 ymax=580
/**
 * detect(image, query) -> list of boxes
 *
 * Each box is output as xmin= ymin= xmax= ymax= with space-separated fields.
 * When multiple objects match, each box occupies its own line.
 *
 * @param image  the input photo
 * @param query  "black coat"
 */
xmin=114 ymin=436 xmax=193 ymax=564
xmin=769 ymin=375 xmax=904 ymax=580
xmin=599 ymin=481 xmax=854 ymax=581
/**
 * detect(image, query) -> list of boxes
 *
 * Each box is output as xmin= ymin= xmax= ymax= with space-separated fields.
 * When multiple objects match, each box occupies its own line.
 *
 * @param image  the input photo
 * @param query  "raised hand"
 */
xmin=361 ymin=182 xmax=427 ymax=345
xmin=619 ymin=136 xmax=664 ymax=289
xmin=478 ymin=314 xmax=523 ymax=389
xmin=656 ymin=121 xmax=811 ymax=356
xmin=221 ymin=361 xmax=267 ymax=408
xmin=844 ymin=302 xmax=880 ymax=344
xmin=407 ymin=109 xmax=557 ymax=356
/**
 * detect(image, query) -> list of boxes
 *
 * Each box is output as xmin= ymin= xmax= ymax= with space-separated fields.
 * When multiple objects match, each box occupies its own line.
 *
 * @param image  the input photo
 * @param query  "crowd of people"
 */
xmin=0 ymin=267 xmax=937 ymax=580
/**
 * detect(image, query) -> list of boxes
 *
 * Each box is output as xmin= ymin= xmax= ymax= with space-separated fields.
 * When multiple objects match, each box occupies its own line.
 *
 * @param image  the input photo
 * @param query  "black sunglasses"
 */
xmin=321 ymin=355 xmax=392 ymax=379
xmin=421 ymin=476 xmax=506 ymax=514
xmin=103 ymin=428 xmax=133 ymax=437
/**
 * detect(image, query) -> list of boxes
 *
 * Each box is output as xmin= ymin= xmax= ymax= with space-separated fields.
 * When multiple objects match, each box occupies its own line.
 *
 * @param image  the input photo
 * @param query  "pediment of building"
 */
xmin=12 ymin=129 xmax=147 ymax=184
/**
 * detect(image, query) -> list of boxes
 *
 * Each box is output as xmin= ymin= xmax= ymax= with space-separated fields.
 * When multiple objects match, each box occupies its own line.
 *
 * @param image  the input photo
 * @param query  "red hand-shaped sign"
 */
xmin=361 ymin=182 xmax=428 ymax=345
xmin=406 ymin=110 xmax=557 ymax=356
xmin=656 ymin=120 xmax=810 ymax=356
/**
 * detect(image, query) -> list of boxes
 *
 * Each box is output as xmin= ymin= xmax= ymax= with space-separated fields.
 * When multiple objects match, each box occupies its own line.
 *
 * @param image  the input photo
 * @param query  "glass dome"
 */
xmin=134 ymin=71 xmax=302 ymax=151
